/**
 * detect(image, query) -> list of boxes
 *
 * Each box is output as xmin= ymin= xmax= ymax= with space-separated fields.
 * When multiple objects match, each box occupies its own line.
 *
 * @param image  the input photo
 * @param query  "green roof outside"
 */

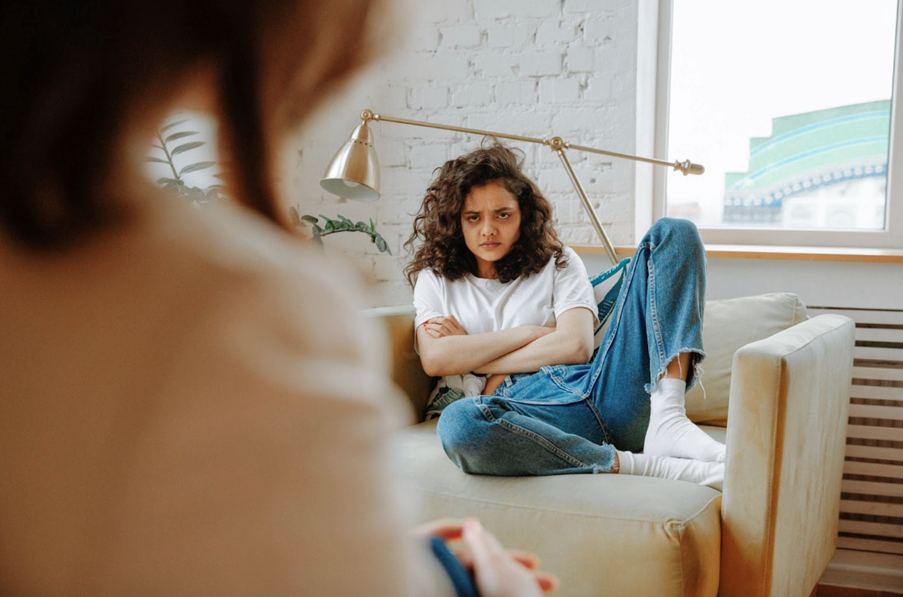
xmin=724 ymin=100 xmax=890 ymax=200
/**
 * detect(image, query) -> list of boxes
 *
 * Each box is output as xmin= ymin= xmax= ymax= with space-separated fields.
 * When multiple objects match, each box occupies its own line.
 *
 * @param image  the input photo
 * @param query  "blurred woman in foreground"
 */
xmin=0 ymin=1 xmax=552 ymax=595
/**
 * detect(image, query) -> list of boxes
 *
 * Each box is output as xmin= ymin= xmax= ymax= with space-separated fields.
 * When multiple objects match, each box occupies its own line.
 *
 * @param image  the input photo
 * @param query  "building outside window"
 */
xmin=659 ymin=0 xmax=902 ymax=248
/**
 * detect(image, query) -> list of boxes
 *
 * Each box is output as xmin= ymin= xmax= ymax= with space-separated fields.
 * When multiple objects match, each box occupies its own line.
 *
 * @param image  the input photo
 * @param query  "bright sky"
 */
xmin=667 ymin=0 xmax=899 ymax=222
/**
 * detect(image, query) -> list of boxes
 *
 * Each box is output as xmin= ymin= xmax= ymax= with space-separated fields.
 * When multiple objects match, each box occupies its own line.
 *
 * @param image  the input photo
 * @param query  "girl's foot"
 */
xmin=644 ymin=378 xmax=726 ymax=462
xmin=616 ymin=450 xmax=724 ymax=491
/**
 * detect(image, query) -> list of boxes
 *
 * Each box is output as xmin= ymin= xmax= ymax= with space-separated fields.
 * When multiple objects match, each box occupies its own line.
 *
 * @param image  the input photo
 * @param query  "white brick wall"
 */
xmin=290 ymin=0 xmax=641 ymax=307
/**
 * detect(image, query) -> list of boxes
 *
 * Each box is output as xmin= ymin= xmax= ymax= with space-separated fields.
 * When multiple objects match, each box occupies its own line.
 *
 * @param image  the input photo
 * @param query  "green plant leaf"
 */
xmin=143 ymin=156 xmax=169 ymax=164
xmin=375 ymin=236 xmax=389 ymax=254
xmin=157 ymin=177 xmax=183 ymax=186
xmin=301 ymin=215 xmax=319 ymax=224
xmin=370 ymin=218 xmax=376 ymax=233
xmin=178 ymin=161 xmax=216 ymax=176
xmin=355 ymin=221 xmax=368 ymax=231
xmin=311 ymin=227 xmax=324 ymax=248
xmin=319 ymin=215 xmax=336 ymax=231
xmin=160 ymin=118 xmax=189 ymax=134
xmin=165 ymin=131 xmax=198 ymax=143
xmin=171 ymin=141 xmax=205 ymax=156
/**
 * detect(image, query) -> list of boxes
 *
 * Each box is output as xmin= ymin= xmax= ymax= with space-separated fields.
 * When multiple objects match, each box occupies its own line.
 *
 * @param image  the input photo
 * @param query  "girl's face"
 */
xmin=461 ymin=180 xmax=522 ymax=279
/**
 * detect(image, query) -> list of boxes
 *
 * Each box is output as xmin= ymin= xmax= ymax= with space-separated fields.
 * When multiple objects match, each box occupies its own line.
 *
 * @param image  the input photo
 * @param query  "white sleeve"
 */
xmin=412 ymin=269 xmax=445 ymax=329
xmin=552 ymin=247 xmax=599 ymax=325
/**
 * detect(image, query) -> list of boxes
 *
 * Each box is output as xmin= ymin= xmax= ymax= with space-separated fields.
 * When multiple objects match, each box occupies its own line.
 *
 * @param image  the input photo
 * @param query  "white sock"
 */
xmin=617 ymin=450 xmax=723 ymax=491
xmin=644 ymin=377 xmax=726 ymax=462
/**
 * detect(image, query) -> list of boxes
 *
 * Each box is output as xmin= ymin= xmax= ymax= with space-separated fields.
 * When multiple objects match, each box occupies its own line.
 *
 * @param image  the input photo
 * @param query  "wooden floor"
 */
xmin=814 ymin=585 xmax=903 ymax=597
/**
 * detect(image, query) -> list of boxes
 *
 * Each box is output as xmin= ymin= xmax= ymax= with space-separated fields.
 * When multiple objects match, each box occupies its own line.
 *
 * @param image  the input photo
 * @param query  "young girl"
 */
xmin=406 ymin=143 xmax=726 ymax=489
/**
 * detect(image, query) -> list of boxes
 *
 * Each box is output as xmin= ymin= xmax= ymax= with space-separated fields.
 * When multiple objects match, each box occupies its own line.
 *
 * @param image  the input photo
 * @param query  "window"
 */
xmin=653 ymin=0 xmax=903 ymax=248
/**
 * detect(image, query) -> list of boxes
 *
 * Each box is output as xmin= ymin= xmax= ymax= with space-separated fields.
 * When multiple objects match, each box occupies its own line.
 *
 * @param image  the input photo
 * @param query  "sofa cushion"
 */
xmin=686 ymin=293 xmax=807 ymax=425
xmin=590 ymin=257 xmax=631 ymax=347
xmin=397 ymin=419 xmax=723 ymax=597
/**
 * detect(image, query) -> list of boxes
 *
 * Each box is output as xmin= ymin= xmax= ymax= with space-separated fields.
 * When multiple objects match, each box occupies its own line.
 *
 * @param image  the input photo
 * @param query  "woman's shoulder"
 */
xmin=139 ymin=196 xmax=394 ymax=388
xmin=560 ymin=245 xmax=583 ymax=262
xmin=145 ymin=195 xmax=354 ymax=290
xmin=414 ymin=267 xmax=441 ymax=283
xmin=535 ymin=245 xmax=584 ymax=275
xmin=559 ymin=245 xmax=589 ymax=272
xmin=413 ymin=266 xmax=456 ymax=292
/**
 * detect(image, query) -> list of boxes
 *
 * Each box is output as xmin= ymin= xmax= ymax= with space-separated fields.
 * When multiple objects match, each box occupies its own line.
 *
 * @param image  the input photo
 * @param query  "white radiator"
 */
xmin=809 ymin=306 xmax=903 ymax=556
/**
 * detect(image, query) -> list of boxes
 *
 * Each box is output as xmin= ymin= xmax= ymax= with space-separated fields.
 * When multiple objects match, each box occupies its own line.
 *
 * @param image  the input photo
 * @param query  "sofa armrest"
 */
xmin=720 ymin=314 xmax=855 ymax=597
xmin=365 ymin=305 xmax=434 ymax=422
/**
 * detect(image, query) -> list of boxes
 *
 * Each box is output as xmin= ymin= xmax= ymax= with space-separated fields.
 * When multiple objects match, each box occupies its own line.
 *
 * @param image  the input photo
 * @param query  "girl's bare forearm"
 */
xmin=418 ymin=325 xmax=548 ymax=377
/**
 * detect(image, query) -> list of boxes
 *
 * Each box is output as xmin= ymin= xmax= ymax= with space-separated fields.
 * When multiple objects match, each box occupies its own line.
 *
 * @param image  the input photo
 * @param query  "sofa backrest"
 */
xmin=687 ymin=293 xmax=807 ymax=425
xmin=365 ymin=293 xmax=808 ymax=425
xmin=364 ymin=305 xmax=436 ymax=422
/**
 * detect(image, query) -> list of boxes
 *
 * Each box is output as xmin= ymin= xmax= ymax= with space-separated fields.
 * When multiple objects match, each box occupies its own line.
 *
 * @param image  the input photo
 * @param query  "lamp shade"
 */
xmin=320 ymin=121 xmax=380 ymax=202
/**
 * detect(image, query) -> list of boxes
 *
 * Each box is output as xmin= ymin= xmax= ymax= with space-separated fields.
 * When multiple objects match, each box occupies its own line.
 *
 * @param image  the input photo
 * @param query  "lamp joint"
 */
xmin=548 ymin=136 xmax=568 ymax=151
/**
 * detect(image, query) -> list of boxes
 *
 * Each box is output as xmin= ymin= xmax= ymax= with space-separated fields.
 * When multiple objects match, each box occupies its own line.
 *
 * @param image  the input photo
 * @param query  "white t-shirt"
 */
xmin=413 ymin=246 xmax=598 ymax=417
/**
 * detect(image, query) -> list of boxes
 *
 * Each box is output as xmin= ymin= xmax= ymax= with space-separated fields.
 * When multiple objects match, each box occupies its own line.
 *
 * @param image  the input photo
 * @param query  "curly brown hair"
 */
xmin=404 ymin=141 xmax=566 ymax=286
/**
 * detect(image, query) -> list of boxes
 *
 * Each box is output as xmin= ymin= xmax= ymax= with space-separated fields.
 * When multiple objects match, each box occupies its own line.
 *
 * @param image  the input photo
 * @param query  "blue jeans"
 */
xmin=436 ymin=218 xmax=707 ymax=475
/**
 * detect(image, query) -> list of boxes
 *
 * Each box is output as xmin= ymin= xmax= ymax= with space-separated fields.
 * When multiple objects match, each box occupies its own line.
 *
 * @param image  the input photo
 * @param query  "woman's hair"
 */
xmin=404 ymin=141 xmax=566 ymax=286
xmin=0 ymin=0 xmax=382 ymax=249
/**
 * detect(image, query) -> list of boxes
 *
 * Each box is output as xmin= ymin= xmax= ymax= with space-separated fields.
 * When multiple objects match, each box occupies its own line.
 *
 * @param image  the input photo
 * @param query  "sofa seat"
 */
xmin=371 ymin=294 xmax=855 ymax=597
xmin=397 ymin=419 xmax=728 ymax=597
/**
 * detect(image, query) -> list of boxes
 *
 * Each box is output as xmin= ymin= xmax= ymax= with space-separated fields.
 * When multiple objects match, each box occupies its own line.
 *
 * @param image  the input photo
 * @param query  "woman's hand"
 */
xmin=423 ymin=315 xmax=467 ymax=339
xmin=463 ymin=519 xmax=558 ymax=597
xmin=414 ymin=519 xmax=558 ymax=596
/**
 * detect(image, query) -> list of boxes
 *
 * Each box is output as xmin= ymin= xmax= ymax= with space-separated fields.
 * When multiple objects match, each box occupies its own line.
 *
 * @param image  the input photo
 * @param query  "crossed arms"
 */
xmin=416 ymin=307 xmax=595 ymax=382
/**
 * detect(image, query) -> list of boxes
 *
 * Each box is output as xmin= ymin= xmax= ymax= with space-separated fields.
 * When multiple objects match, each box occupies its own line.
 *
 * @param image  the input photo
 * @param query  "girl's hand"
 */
xmin=413 ymin=519 xmax=558 ymax=596
xmin=423 ymin=315 xmax=467 ymax=339
xmin=483 ymin=374 xmax=508 ymax=396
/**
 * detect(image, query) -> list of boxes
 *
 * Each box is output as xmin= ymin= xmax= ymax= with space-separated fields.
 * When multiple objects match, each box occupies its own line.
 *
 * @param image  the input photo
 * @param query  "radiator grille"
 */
xmin=809 ymin=306 xmax=903 ymax=556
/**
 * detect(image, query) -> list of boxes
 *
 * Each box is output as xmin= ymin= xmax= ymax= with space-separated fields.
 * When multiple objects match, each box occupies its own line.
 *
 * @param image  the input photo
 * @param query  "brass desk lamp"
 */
xmin=320 ymin=109 xmax=704 ymax=266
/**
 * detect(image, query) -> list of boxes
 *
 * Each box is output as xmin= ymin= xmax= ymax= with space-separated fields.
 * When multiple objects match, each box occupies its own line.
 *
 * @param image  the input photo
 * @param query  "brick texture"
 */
xmin=292 ymin=0 xmax=640 ymax=307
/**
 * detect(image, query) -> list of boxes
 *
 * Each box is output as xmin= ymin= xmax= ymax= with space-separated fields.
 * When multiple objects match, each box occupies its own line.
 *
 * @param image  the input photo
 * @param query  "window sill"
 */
xmin=571 ymin=244 xmax=903 ymax=263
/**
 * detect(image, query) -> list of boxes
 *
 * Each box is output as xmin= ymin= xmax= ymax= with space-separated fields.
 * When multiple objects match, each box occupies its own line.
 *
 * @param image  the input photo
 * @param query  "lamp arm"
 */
xmin=567 ymin=142 xmax=705 ymax=176
xmin=554 ymin=148 xmax=619 ymax=266
xmin=364 ymin=109 xmax=704 ymax=176
xmin=357 ymin=109 xmax=703 ymax=264
xmin=366 ymin=110 xmax=548 ymax=147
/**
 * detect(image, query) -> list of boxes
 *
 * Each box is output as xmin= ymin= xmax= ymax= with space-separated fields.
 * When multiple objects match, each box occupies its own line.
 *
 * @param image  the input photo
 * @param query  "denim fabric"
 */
xmin=436 ymin=218 xmax=707 ymax=475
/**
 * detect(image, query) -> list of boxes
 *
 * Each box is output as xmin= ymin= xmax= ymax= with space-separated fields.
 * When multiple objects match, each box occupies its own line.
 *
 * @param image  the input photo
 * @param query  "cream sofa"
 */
xmin=369 ymin=294 xmax=855 ymax=597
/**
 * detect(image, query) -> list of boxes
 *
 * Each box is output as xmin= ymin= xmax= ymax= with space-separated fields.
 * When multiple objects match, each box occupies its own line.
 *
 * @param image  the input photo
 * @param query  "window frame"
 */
xmin=649 ymin=0 xmax=903 ymax=249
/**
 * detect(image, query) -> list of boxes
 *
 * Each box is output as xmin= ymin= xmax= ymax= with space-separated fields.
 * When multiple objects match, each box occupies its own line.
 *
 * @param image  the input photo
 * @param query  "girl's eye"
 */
xmin=466 ymin=216 xmax=480 ymax=222
xmin=498 ymin=213 xmax=510 ymax=219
